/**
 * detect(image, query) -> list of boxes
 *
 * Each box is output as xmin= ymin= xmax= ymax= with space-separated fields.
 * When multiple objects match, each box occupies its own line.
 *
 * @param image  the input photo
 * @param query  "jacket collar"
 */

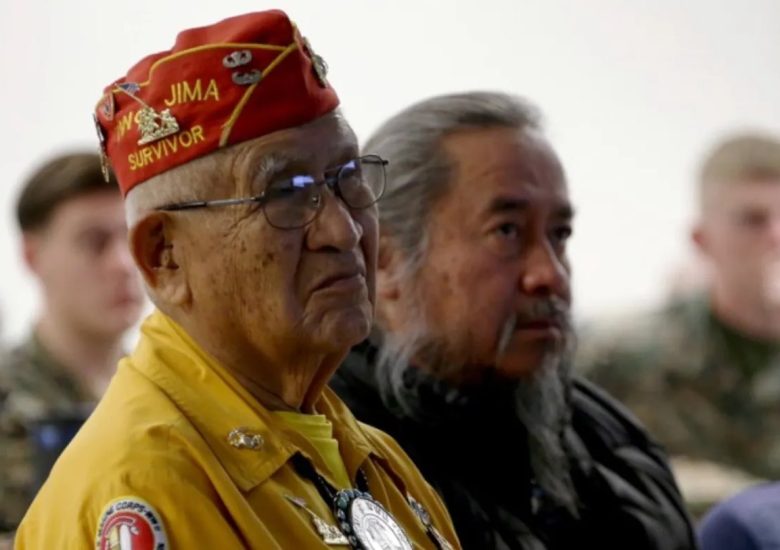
xmin=127 ymin=310 xmax=383 ymax=491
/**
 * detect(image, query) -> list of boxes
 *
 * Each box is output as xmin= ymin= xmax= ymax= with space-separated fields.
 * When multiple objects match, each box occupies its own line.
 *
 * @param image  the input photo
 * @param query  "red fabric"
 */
xmin=94 ymin=10 xmax=339 ymax=195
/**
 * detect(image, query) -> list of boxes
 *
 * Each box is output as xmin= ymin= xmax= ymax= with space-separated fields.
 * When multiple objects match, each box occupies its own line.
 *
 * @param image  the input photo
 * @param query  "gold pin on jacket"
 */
xmin=407 ymin=493 xmax=455 ymax=550
xmin=227 ymin=427 xmax=264 ymax=450
xmin=285 ymin=495 xmax=350 ymax=546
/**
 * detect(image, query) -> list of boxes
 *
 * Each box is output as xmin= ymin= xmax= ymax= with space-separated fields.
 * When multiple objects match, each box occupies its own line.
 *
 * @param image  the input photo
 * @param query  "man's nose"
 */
xmin=305 ymin=190 xmax=363 ymax=252
xmin=519 ymin=241 xmax=569 ymax=297
xmin=107 ymin=236 xmax=136 ymax=276
xmin=767 ymin=215 xmax=780 ymax=248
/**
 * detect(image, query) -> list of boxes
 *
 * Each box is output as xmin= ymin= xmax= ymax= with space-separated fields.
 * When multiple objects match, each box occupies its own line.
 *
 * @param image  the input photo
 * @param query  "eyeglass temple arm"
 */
xmin=157 ymin=197 xmax=263 ymax=211
xmin=157 ymin=201 xmax=209 ymax=211
xmin=364 ymin=158 xmax=389 ymax=167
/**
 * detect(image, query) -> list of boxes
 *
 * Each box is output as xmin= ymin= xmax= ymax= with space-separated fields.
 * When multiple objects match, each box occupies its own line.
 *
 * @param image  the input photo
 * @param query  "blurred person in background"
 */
xmin=698 ymin=482 xmax=780 ymax=550
xmin=578 ymin=132 xmax=780 ymax=512
xmin=331 ymin=91 xmax=695 ymax=549
xmin=0 ymin=152 xmax=144 ymax=540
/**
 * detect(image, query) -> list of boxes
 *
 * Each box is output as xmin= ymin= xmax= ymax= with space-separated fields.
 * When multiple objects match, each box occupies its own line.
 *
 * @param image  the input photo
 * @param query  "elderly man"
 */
xmin=0 ymin=153 xmax=143 ymax=542
xmin=15 ymin=11 xmax=459 ymax=550
xmin=330 ymin=92 xmax=695 ymax=549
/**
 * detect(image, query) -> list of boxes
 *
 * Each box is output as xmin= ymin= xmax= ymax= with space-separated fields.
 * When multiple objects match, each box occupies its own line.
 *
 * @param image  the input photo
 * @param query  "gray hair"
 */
xmin=364 ymin=91 xmax=542 ymax=280
xmin=124 ymin=150 xmax=223 ymax=227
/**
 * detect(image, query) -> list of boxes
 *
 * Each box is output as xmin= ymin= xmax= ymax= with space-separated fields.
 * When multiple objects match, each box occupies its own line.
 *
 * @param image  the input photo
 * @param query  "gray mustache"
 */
xmin=497 ymin=298 xmax=570 ymax=357
xmin=515 ymin=296 xmax=570 ymax=325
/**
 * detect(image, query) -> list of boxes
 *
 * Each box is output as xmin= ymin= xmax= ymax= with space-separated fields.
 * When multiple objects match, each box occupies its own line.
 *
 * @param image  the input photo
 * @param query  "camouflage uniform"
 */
xmin=0 ymin=334 xmax=94 ymax=536
xmin=577 ymin=293 xmax=780 ymax=481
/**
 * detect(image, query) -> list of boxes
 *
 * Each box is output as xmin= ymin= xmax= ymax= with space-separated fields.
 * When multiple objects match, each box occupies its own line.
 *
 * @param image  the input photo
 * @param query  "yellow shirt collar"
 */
xmin=125 ymin=310 xmax=382 ymax=491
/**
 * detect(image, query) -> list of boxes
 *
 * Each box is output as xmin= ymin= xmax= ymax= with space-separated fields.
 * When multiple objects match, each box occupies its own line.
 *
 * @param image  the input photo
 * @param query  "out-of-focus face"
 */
xmin=175 ymin=115 xmax=377 ymax=363
xmin=695 ymin=178 xmax=780 ymax=307
xmin=26 ymin=191 xmax=144 ymax=339
xmin=387 ymin=126 xmax=573 ymax=383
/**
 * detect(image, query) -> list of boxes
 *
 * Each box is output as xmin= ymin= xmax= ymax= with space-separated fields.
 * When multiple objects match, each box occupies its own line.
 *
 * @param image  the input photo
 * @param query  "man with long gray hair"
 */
xmin=331 ymin=91 xmax=695 ymax=549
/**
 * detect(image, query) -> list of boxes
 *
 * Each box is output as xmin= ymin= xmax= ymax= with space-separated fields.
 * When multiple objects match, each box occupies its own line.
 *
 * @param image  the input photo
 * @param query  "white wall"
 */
xmin=1 ymin=0 xmax=778 ymax=343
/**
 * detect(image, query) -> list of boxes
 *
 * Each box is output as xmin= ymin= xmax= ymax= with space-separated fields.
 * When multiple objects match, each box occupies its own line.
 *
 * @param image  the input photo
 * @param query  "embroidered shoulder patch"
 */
xmin=95 ymin=497 xmax=168 ymax=550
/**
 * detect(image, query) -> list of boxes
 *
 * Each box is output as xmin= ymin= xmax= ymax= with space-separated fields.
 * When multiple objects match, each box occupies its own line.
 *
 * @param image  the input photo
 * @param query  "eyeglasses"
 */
xmin=156 ymin=155 xmax=388 ymax=229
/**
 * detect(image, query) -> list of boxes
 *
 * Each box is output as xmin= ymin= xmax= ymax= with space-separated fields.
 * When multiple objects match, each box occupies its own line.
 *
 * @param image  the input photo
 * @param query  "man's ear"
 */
xmin=129 ymin=212 xmax=191 ymax=307
xmin=21 ymin=232 xmax=42 ymax=275
xmin=691 ymin=222 xmax=708 ymax=256
xmin=377 ymin=233 xmax=403 ymax=303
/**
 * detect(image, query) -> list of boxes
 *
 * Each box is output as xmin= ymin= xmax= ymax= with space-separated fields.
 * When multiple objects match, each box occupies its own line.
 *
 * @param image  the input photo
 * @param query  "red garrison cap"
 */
xmin=94 ymin=10 xmax=339 ymax=195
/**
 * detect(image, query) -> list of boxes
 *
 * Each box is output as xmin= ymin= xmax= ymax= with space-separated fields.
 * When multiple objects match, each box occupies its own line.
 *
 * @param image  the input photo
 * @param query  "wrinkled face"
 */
xmin=28 ymin=191 xmax=144 ymax=338
xmin=402 ymin=127 xmax=573 ymax=382
xmin=697 ymin=178 xmax=780 ymax=306
xmin=178 ymin=116 xmax=377 ymax=361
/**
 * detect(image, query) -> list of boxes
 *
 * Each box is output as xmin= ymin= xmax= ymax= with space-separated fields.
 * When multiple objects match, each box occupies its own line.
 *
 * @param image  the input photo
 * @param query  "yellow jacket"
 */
xmin=15 ymin=311 xmax=460 ymax=549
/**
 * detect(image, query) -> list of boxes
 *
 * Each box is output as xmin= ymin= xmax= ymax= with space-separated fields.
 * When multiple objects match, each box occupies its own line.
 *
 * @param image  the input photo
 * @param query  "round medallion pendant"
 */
xmin=334 ymin=490 xmax=412 ymax=550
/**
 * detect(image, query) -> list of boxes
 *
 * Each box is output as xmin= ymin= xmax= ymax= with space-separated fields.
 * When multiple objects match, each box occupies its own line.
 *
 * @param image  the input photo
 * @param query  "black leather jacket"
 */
xmin=331 ymin=341 xmax=697 ymax=550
